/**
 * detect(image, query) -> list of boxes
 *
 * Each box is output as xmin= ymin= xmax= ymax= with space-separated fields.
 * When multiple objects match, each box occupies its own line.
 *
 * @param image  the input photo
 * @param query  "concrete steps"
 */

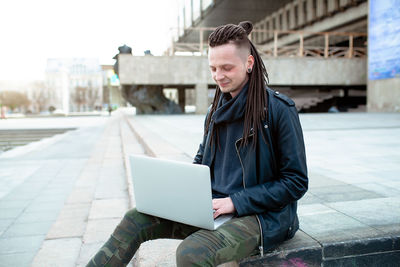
xmin=0 ymin=128 xmax=75 ymax=152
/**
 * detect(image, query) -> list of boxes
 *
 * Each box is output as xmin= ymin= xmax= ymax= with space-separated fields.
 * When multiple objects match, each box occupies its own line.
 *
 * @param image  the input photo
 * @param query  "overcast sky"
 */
xmin=0 ymin=0 xmax=178 ymax=81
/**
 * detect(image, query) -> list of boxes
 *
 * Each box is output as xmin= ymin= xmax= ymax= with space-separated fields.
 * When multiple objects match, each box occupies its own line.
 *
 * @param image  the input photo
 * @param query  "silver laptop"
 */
xmin=129 ymin=154 xmax=233 ymax=230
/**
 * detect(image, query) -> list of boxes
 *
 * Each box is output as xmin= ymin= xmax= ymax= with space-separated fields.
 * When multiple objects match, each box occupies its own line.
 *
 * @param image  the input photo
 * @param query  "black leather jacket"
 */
xmin=194 ymin=88 xmax=308 ymax=254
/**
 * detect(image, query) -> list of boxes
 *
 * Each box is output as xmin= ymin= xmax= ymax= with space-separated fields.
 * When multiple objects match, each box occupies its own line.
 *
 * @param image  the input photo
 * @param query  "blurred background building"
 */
xmin=45 ymin=58 xmax=103 ymax=114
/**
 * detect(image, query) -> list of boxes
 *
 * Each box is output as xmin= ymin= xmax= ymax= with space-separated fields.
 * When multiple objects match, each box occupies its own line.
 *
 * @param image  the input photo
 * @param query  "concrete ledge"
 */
xmin=118 ymin=55 xmax=366 ymax=86
xmin=240 ymin=232 xmax=400 ymax=266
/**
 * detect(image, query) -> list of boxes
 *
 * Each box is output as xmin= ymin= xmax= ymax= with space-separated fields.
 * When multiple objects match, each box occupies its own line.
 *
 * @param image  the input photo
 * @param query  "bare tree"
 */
xmin=86 ymin=85 xmax=99 ymax=110
xmin=71 ymin=85 xmax=99 ymax=111
xmin=0 ymin=90 xmax=30 ymax=112
xmin=72 ymin=86 xmax=87 ymax=111
xmin=29 ymin=81 xmax=49 ymax=113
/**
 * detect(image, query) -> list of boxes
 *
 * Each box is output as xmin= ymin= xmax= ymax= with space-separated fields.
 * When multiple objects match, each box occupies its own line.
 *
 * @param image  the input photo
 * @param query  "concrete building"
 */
xmin=118 ymin=0 xmax=399 ymax=113
xmin=45 ymin=58 xmax=103 ymax=114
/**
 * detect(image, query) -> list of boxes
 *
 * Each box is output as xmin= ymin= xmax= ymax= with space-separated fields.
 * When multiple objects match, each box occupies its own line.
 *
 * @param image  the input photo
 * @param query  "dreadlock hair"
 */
xmin=205 ymin=21 xmax=269 ymax=148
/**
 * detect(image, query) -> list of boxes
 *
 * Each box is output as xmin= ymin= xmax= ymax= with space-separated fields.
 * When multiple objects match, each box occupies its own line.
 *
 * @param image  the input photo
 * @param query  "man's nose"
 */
xmin=215 ymin=70 xmax=225 ymax=81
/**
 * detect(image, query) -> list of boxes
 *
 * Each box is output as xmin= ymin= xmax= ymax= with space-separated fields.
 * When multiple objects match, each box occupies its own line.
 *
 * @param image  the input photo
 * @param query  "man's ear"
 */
xmin=247 ymin=55 xmax=255 ymax=70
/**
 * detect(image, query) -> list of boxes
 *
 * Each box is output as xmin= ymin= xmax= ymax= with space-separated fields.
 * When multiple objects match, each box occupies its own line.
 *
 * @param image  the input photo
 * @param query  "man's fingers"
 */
xmin=213 ymin=209 xmax=220 ymax=219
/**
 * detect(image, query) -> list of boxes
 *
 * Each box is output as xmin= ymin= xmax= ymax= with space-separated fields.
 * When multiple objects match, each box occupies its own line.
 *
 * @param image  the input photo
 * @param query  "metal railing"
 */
xmin=169 ymin=27 xmax=367 ymax=59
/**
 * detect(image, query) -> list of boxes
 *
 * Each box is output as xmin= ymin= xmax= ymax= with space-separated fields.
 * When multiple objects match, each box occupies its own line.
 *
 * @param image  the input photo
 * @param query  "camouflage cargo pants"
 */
xmin=87 ymin=208 xmax=260 ymax=267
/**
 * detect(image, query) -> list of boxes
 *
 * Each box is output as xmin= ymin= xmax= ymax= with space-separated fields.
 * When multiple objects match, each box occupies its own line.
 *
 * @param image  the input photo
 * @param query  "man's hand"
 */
xmin=212 ymin=197 xmax=236 ymax=219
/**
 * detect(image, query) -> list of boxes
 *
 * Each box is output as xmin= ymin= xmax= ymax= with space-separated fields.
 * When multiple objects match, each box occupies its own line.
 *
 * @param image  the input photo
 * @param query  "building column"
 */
xmin=316 ymin=0 xmax=325 ymax=18
xmin=289 ymin=2 xmax=296 ymax=29
xmin=195 ymin=83 xmax=208 ymax=114
xmin=268 ymin=17 xmax=273 ymax=39
xmin=282 ymin=7 xmax=288 ymax=30
xmin=178 ymin=87 xmax=186 ymax=112
xmin=298 ymin=0 xmax=305 ymax=26
xmin=306 ymin=0 xmax=314 ymax=22
xmin=276 ymin=11 xmax=281 ymax=30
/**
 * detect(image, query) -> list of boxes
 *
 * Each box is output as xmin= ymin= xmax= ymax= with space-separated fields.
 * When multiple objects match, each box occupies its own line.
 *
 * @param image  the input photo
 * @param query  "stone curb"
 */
xmin=120 ymin=115 xmax=139 ymax=209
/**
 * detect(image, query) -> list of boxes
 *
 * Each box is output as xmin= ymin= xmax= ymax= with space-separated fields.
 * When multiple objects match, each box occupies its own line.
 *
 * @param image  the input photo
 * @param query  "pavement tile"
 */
xmin=89 ymin=198 xmax=129 ymax=220
xmin=24 ymin=201 xmax=64 ymax=213
xmin=328 ymin=171 xmax=384 ymax=184
xmin=46 ymin=218 xmax=87 ymax=239
xmin=2 ymin=191 xmax=39 ymax=201
xmin=83 ymin=218 xmax=120 ymax=244
xmin=308 ymin=173 xmax=347 ymax=189
xmin=299 ymin=208 xmax=383 ymax=243
xmin=33 ymin=193 xmax=68 ymax=203
xmin=309 ymin=184 xmax=383 ymax=203
xmin=98 ymin=168 xmax=125 ymax=178
xmin=66 ymin=187 xmax=95 ymax=204
xmin=31 ymin=237 xmax=82 ymax=267
xmin=2 ymin=221 xmax=53 ymax=238
xmin=298 ymin=192 xmax=323 ymax=205
xmin=375 ymin=170 xmax=400 ymax=182
xmin=0 ymin=252 xmax=36 ymax=267
xmin=0 ymin=219 xmax=14 ymax=236
xmin=374 ymin=224 xmax=400 ymax=236
xmin=0 ymin=235 xmax=45 ymax=254
xmin=95 ymin=177 xmax=127 ymax=199
xmin=74 ymin=176 xmax=98 ymax=189
xmin=326 ymin=197 xmax=400 ymax=228
xmin=56 ymin=203 xmax=91 ymax=221
xmin=355 ymin=182 xmax=400 ymax=197
xmin=14 ymin=184 xmax=47 ymax=193
xmin=76 ymin=242 xmax=103 ymax=267
xmin=0 ymin=207 xmax=25 ymax=219
xmin=14 ymin=211 xmax=59 ymax=224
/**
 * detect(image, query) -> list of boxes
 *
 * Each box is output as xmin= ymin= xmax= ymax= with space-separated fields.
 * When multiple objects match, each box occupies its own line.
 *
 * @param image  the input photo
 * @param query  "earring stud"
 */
xmin=247 ymin=68 xmax=252 ymax=73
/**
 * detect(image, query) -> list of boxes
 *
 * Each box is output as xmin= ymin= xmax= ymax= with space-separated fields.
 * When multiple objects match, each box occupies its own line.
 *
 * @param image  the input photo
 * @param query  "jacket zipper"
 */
xmin=235 ymin=133 xmax=264 ymax=257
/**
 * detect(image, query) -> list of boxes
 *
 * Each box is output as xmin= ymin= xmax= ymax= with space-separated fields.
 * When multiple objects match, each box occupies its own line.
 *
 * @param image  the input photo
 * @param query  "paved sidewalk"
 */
xmin=0 ymin=112 xmax=136 ymax=267
xmin=123 ymin=111 xmax=400 ymax=266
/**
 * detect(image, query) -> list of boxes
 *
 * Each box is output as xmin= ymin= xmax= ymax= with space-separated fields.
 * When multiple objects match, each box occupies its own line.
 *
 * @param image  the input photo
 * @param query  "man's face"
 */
xmin=208 ymin=43 xmax=253 ymax=98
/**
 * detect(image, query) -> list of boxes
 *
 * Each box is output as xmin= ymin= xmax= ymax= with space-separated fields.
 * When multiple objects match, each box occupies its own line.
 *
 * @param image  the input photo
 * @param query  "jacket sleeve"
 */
xmin=193 ymin=130 xmax=206 ymax=164
xmin=193 ymin=106 xmax=212 ymax=164
xmin=230 ymin=103 xmax=308 ymax=216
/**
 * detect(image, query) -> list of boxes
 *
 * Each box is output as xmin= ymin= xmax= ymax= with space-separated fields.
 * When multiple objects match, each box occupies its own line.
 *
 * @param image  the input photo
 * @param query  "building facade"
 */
xmin=45 ymin=58 xmax=103 ymax=114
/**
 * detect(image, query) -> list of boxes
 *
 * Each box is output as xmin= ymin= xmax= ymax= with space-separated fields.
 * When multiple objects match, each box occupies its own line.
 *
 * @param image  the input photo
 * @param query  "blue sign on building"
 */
xmin=368 ymin=0 xmax=400 ymax=80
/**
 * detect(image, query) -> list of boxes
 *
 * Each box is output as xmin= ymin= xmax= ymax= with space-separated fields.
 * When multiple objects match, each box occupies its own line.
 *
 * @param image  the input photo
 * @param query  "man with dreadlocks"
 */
xmin=87 ymin=21 xmax=308 ymax=267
